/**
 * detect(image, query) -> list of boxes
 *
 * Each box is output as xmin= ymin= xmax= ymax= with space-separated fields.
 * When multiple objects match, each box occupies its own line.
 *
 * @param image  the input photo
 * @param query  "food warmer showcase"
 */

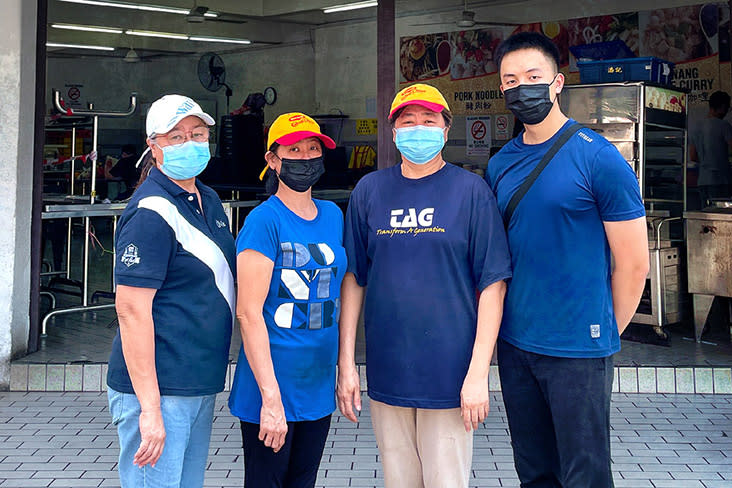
xmin=561 ymin=82 xmax=688 ymax=338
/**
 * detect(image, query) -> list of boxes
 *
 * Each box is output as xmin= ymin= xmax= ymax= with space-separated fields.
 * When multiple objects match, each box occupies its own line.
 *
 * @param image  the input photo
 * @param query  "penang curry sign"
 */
xmin=400 ymin=2 xmax=731 ymax=115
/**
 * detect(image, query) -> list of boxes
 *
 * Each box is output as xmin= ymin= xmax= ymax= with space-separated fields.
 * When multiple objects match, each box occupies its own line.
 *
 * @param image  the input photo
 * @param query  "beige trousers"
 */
xmin=370 ymin=399 xmax=473 ymax=488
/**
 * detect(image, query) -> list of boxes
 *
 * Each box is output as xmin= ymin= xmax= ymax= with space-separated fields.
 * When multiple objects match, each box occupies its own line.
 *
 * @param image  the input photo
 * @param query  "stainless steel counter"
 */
xmin=684 ymin=209 xmax=732 ymax=222
xmin=684 ymin=209 xmax=732 ymax=342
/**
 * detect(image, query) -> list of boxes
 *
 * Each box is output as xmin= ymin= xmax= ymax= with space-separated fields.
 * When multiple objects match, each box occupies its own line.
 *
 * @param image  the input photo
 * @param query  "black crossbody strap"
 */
xmin=503 ymin=123 xmax=583 ymax=229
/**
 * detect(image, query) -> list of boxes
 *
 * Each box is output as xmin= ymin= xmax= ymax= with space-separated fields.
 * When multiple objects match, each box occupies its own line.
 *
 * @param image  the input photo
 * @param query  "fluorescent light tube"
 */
xmin=125 ymin=30 xmax=189 ymax=40
xmin=322 ymin=0 xmax=377 ymax=13
xmin=59 ymin=0 xmax=189 ymax=15
xmin=52 ymin=23 xmax=124 ymax=34
xmin=189 ymin=36 xmax=251 ymax=45
xmin=47 ymin=42 xmax=115 ymax=51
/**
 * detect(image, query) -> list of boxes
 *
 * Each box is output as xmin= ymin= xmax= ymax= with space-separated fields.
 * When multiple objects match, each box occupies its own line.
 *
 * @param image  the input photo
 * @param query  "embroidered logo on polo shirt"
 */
xmin=216 ymin=219 xmax=227 ymax=228
xmin=121 ymin=244 xmax=140 ymax=267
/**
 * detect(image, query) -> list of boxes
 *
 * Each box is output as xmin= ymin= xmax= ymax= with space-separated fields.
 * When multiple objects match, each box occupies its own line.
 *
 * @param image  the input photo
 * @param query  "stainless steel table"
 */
xmin=685 ymin=209 xmax=732 ymax=342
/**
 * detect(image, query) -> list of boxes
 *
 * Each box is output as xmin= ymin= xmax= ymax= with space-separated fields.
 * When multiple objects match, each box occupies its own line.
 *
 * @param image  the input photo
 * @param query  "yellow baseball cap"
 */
xmin=260 ymin=112 xmax=336 ymax=180
xmin=388 ymin=83 xmax=449 ymax=120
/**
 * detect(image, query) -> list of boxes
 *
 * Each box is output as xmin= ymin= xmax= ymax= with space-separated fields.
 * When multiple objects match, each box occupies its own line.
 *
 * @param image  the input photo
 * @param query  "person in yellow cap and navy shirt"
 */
xmin=228 ymin=112 xmax=346 ymax=488
xmin=337 ymin=84 xmax=512 ymax=488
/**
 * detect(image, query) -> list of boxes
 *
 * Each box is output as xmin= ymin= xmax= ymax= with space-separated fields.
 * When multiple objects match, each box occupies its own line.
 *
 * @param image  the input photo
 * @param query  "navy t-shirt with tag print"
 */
xmin=107 ymin=167 xmax=236 ymax=396
xmin=228 ymin=196 xmax=346 ymax=423
xmin=344 ymin=163 xmax=512 ymax=409
xmin=486 ymin=120 xmax=645 ymax=358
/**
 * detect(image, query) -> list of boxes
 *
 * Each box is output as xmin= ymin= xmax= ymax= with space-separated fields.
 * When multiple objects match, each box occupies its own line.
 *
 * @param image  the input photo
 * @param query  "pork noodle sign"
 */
xmin=399 ymin=2 xmax=731 ymax=115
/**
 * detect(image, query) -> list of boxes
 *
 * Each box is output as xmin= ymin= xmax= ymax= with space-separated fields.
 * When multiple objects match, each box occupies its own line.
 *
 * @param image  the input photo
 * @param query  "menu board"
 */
xmin=399 ymin=2 xmax=730 ymax=115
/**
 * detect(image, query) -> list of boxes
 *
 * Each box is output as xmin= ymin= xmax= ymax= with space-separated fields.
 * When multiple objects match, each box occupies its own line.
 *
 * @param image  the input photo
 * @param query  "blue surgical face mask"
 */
xmin=158 ymin=140 xmax=210 ymax=180
xmin=394 ymin=125 xmax=446 ymax=164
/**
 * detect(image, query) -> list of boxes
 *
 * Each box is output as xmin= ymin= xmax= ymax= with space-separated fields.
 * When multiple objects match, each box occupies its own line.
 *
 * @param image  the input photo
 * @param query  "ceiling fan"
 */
xmin=411 ymin=0 xmax=519 ymax=28
xmin=187 ymin=1 xmax=249 ymax=24
xmin=186 ymin=1 xmax=318 ymax=25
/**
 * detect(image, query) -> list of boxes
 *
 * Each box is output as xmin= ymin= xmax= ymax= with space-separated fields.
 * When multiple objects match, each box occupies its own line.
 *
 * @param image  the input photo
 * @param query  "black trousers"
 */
xmin=240 ymin=415 xmax=331 ymax=488
xmin=498 ymin=338 xmax=615 ymax=488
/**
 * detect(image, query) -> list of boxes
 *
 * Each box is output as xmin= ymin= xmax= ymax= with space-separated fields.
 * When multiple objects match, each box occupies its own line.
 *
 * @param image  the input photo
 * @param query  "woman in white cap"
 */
xmin=337 ymin=83 xmax=512 ymax=488
xmin=228 ymin=112 xmax=346 ymax=488
xmin=107 ymin=94 xmax=236 ymax=487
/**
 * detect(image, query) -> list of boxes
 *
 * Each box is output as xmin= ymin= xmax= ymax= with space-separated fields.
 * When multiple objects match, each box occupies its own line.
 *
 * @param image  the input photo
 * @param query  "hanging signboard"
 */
xmin=399 ymin=3 xmax=730 ymax=116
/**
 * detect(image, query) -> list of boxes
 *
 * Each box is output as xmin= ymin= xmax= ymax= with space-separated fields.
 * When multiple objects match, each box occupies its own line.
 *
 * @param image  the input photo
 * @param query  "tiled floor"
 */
xmin=0 ymin=392 xmax=730 ymax=488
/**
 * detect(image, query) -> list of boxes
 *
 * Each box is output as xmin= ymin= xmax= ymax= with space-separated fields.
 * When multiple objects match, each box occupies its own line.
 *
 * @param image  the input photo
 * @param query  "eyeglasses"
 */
xmin=157 ymin=126 xmax=210 ymax=145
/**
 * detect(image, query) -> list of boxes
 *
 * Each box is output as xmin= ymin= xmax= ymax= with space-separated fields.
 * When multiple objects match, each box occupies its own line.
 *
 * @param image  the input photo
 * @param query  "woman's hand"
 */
xmin=337 ymin=362 xmax=362 ymax=422
xmin=259 ymin=397 xmax=288 ymax=453
xmin=134 ymin=407 xmax=166 ymax=467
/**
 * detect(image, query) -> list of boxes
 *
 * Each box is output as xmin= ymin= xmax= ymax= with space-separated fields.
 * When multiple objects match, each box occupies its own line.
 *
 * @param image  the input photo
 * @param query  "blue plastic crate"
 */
xmin=569 ymin=40 xmax=635 ymax=61
xmin=578 ymin=57 xmax=674 ymax=85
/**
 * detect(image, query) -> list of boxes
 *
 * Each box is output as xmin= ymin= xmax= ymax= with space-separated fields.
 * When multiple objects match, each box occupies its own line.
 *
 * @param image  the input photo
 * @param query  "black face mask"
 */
xmin=504 ymin=76 xmax=558 ymax=125
xmin=278 ymin=156 xmax=325 ymax=192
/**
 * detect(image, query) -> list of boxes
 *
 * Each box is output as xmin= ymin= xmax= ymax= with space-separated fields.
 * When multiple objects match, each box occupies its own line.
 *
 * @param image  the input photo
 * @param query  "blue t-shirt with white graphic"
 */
xmin=107 ymin=167 xmax=236 ymax=396
xmin=486 ymin=120 xmax=645 ymax=358
xmin=344 ymin=163 xmax=512 ymax=409
xmin=228 ymin=196 xmax=346 ymax=423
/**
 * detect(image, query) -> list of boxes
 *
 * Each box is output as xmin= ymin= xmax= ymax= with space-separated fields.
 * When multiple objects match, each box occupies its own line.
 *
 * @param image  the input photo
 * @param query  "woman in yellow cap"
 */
xmin=228 ymin=112 xmax=346 ymax=487
xmin=336 ymin=84 xmax=512 ymax=488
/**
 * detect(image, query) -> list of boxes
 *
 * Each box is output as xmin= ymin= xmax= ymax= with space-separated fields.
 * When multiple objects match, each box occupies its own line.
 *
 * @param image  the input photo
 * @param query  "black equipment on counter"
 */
xmin=200 ymin=113 xmax=265 ymax=186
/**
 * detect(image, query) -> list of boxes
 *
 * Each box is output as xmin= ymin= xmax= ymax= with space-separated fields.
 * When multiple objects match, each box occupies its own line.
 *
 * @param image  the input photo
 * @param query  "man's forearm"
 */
xmin=612 ymin=266 xmax=648 ymax=334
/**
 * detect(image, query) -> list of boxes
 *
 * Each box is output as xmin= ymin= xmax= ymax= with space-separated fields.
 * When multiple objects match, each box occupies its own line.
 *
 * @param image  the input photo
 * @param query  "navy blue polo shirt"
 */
xmin=107 ymin=167 xmax=236 ymax=396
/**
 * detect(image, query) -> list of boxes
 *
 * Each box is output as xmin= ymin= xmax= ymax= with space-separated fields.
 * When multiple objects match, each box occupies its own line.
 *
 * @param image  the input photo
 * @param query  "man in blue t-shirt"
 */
xmin=486 ymin=32 xmax=650 ymax=487
xmin=339 ymin=84 xmax=512 ymax=488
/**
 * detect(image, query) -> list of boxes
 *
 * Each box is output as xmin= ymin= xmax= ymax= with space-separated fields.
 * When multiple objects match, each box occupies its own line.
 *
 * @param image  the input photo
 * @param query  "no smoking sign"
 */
xmin=67 ymin=87 xmax=80 ymax=100
xmin=64 ymin=83 xmax=84 ymax=108
xmin=471 ymin=120 xmax=487 ymax=140
xmin=466 ymin=116 xmax=491 ymax=156
xmin=495 ymin=115 xmax=510 ymax=140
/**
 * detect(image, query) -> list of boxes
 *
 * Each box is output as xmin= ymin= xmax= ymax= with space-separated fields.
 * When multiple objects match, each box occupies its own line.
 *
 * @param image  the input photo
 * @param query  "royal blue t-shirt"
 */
xmin=486 ymin=120 xmax=645 ymax=358
xmin=228 ymin=196 xmax=346 ymax=423
xmin=344 ymin=163 xmax=512 ymax=409
xmin=107 ymin=167 xmax=236 ymax=396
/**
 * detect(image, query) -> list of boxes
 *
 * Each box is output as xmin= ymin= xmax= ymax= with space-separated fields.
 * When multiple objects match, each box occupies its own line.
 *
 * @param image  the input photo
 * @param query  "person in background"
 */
xmin=337 ymin=83 xmax=512 ymax=488
xmin=228 ymin=112 xmax=346 ymax=488
xmin=107 ymin=94 xmax=235 ymax=488
xmin=107 ymin=144 xmax=139 ymax=200
xmin=690 ymin=90 xmax=732 ymax=208
xmin=486 ymin=32 xmax=649 ymax=487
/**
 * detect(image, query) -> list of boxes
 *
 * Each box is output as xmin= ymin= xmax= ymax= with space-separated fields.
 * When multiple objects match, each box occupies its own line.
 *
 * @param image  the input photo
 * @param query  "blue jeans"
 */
xmin=498 ymin=338 xmax=615 ymax=488
xmin=108 ymin=387 xmax=216 ymax=488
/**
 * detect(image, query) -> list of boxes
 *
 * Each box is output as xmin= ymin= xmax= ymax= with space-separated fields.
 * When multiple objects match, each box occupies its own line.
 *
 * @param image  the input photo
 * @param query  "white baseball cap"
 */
xmin=145 ymin=94 xmax=215 ymax=138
